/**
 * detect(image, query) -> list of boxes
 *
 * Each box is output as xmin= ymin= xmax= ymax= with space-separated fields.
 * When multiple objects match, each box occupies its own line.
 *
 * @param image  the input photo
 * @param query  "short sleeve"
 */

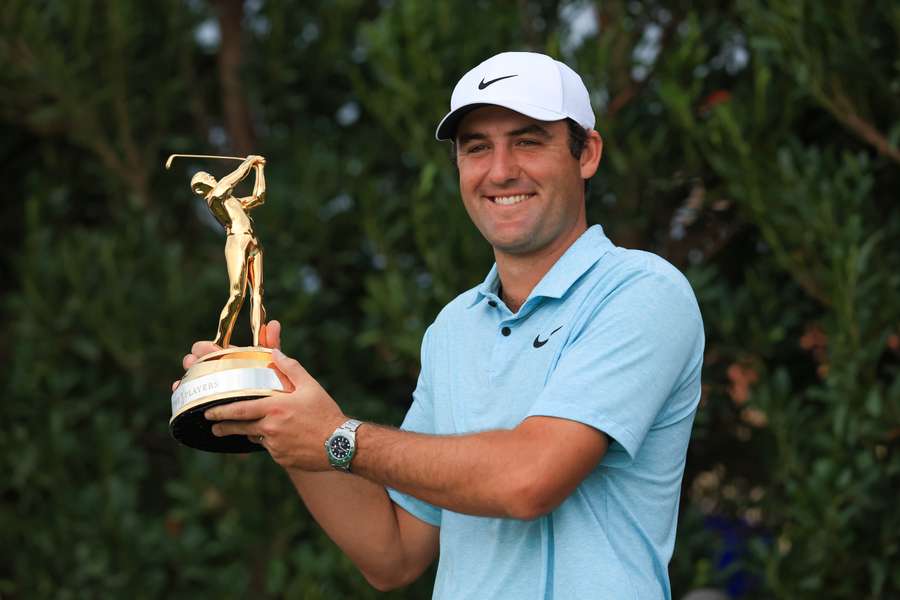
xmin=526 ymin=268 xmax=703 ymax=462
xmin=387 ymin=325 xmax=443 ymax=527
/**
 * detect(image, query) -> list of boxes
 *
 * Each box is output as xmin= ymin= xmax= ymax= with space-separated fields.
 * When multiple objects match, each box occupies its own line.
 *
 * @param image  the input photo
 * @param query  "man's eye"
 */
xmin=465 ymin=144 xmax=488 ymax=154
xmin=516 ymin=139 xmax=539 ymax=146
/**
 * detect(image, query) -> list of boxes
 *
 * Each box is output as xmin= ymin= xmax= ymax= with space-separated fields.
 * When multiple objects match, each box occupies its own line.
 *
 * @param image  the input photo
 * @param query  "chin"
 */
xmin=490 ymin=234 xmax=541 ymax=255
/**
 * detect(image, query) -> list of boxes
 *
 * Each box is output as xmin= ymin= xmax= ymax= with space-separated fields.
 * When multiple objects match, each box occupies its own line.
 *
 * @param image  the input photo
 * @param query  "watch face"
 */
xmin=329 ymin=435 xmax=353 ymax=461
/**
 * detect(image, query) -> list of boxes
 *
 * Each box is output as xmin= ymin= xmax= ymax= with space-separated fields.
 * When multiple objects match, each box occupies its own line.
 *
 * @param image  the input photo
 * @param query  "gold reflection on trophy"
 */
xmin=166 ymin=153 xmax=267 ymax=347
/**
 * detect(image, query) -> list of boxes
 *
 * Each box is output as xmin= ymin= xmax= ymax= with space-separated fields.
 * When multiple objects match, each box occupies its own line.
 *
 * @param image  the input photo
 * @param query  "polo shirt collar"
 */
xmin=467 ymin=225 xmax=614 ymax=309
xmin=468 ymin=264 xmax=502 ymax=308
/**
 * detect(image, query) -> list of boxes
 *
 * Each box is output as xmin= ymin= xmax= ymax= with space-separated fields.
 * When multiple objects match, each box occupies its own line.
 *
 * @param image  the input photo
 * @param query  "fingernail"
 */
xmin=205 ymin=409 xmax=217 ymax=420
xmin=272 ymin=349 xmax=284 ymax=360
xmin=211 ymin=425 xmax=220 ymax=436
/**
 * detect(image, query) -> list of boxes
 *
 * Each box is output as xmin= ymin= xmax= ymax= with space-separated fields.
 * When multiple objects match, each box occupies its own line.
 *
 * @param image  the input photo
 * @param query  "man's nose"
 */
xmin=487 ymin=145 xmax=520 ymax=184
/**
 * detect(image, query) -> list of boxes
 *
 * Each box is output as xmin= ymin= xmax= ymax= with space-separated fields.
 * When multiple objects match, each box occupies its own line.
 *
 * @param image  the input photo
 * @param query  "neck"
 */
xmin=495 ymin=224 xmax=587 ymax=313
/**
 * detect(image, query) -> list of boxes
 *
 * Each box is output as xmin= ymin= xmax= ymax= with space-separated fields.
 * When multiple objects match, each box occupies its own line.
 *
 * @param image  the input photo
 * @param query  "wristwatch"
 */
xmin=325 ymin=419 xmax=363 ymax=472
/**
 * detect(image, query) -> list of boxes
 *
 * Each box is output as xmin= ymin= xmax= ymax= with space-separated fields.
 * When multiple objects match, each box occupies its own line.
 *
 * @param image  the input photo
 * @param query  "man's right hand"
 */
xmin=170 ymin=317 xmax=437 ymax=590
xmin=171 ymin=320 xmax=282 ymax=391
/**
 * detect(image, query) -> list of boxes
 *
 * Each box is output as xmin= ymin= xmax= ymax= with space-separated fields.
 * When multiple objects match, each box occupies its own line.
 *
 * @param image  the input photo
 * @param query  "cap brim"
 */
xmin=435 ymin=100 xmax=568 ymax=141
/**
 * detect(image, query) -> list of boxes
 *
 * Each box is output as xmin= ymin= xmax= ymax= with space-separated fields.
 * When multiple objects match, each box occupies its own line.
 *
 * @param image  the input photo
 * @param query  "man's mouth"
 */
xmin=489 ymin=193 xmax=534 ymax=206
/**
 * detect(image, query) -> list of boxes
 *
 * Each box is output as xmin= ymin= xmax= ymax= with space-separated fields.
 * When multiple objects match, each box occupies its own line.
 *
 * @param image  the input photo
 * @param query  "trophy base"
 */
xmin=170 ymin=347 xmax=287 ymax=453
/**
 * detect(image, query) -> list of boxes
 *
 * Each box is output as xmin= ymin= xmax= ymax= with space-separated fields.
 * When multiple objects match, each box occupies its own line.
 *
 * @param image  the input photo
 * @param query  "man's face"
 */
xmin=455 ymin=106 xmax=594 ymax=260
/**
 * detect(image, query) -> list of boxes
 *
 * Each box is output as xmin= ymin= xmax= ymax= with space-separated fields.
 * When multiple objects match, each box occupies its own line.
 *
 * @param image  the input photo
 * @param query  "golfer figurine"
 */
xmin=166 ymin=153 xmax=285 ymax=453
xmin=190 ymin=155 xmax=267 ymax=347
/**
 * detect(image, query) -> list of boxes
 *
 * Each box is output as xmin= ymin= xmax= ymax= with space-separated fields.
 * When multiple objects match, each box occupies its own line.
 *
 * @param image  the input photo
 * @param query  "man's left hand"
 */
xmin=204 ymin=349 xmax=347 ymax=472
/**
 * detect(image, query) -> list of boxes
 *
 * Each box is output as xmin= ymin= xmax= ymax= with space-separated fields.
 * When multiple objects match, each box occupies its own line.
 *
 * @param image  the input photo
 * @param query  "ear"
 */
xmin=579 ymin=130 xmax=603 ymax=179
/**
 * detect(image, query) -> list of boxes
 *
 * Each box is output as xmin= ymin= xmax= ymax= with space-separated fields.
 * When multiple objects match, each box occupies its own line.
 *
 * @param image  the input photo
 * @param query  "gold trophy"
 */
xmin=167 ymin=153 xmax=286 ymax=453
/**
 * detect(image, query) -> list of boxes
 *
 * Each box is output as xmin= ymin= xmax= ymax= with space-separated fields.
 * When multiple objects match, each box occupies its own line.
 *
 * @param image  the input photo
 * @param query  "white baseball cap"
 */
xmin=435 ymin=51 xmax=595 ymax=141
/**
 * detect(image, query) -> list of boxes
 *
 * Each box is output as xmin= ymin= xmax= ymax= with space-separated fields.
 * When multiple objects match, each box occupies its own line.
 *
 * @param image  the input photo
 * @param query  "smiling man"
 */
xmin=188 ymin=52 xmax=704 ymax=599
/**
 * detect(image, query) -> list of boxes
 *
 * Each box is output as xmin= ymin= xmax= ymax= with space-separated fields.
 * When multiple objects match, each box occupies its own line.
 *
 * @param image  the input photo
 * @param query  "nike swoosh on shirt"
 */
xmin=478 ymin=74 xmax=518 ymax=90
xmin=533 ymin=326 xmax=563 ymax=348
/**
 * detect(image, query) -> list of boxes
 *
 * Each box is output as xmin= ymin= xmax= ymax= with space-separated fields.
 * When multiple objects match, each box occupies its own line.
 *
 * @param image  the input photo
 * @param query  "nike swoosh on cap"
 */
xmin=478 ymin=74 xmax=518 ymax=90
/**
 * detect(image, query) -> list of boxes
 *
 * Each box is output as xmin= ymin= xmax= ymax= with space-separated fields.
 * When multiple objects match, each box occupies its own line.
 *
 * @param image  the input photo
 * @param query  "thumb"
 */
xmin=261 ymin=320 xmax=281 ymax=350
xmin=271 ymin=348 xmax=311 ymax=391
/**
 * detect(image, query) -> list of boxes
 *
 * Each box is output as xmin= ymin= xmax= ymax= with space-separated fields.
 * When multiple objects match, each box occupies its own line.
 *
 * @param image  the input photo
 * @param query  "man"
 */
xmin=183 ymin=52 xmax=704 ymax=599
xmin=190 ymin=154 xmax=267 ymax=347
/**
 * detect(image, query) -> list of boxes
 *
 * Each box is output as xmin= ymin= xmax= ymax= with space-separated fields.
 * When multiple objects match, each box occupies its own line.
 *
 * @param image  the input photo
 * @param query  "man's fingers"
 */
xmin=205 ymin=397 xmax=270 ymax=422
xmin=191 ymin=340 xmax=220 ymax=358
xmin=271 ymin=349 xmax=311 ymax=387
xmin=210 ymin=421 xmax=257 ymax=438
xmin=172 ymin=380 xmax=180 ymax=392
xmin=262 ymin=320 xmax=282 ymax=350
xmin=183 ymin=341 xmax=222 ymax=371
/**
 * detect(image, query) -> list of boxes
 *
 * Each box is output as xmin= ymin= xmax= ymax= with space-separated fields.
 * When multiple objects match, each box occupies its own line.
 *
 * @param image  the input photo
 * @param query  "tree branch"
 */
xmin=214 ymin=0 xmax=257 ymax=155
xmin=826 ymin=87 xmax=900 ymax=167
xmin=603 ymin=15 xmax=681 ymax=118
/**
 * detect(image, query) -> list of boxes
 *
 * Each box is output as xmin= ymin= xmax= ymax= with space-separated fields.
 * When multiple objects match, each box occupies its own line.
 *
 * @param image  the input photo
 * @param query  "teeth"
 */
xmin=492 ymin=194 xmax=531 ymax=206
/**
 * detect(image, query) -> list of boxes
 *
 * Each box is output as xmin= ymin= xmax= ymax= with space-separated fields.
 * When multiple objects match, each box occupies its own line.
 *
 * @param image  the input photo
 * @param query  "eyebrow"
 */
xmin=508 ymin=124 xmax=552 ymax=138
xmin=457 ymin=123 xmax=553 ymax=146
xmin=457 ymin=131 xmax=488 ymax=146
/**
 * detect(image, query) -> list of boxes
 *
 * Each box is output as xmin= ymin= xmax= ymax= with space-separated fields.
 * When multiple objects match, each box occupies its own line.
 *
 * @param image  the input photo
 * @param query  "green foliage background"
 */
xmin=2 ymin=1 xmax=899 ymax=598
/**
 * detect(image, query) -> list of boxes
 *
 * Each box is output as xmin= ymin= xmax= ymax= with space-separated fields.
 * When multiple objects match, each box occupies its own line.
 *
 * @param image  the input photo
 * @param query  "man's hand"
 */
xmin=203 ymin=345 xmax=347 ymax=472
xmin=172 ymin=321 xmax=281 ymax=392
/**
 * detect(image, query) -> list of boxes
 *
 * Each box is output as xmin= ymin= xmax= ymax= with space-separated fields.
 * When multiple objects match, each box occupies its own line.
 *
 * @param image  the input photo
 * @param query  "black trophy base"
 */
xmin=170 ymin=395 xmax=267 ymax=453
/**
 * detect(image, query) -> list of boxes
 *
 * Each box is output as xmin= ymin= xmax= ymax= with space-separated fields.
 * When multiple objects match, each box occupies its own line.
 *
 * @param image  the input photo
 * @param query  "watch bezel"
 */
xmin=326 ymin=432 xmax=355 ymax=466
xmin=325 ymin=419 xmax=363 ymax=472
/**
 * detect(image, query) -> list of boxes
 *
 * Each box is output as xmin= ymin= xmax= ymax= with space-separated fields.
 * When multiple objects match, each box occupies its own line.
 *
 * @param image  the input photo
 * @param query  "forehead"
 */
xmin=455 ymin=105 xmax=562 ymax=138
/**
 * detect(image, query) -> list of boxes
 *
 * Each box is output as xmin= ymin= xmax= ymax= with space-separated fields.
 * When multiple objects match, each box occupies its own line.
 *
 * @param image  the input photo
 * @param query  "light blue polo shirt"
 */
xmin=388 ymin=225 xmax=704 ymax=600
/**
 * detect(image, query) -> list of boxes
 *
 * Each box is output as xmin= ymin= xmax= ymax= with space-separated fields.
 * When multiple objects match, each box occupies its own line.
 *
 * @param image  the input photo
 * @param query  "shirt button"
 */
xmin=488 ymin=300 xmax=497 ymax=307
xmin=501 ymin=326 xmax=511 ymax=336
